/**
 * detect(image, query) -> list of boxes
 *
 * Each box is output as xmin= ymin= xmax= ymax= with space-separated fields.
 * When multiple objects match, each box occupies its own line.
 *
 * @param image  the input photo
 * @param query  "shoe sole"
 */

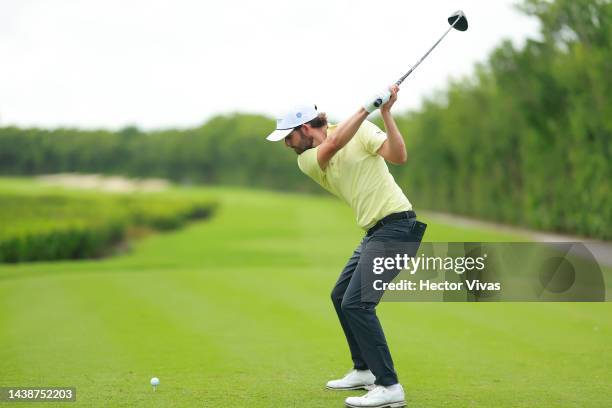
xmin=325 ymin=384 xmax=373 ymax=391
xmin=345 ymin=400 xmax=406 ymax=408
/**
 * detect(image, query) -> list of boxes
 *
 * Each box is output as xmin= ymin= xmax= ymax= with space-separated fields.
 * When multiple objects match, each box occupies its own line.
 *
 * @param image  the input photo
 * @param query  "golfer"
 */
xmin=266 ymin=86 xmax=426 ymax=408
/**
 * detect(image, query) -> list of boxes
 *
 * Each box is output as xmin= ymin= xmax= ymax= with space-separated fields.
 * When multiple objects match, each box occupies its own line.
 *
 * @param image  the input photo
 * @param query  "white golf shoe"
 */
xmin=345 ymin=384 xmax=406 ymax=408
xmin=326 ymin=369 xmax=376 ymax=391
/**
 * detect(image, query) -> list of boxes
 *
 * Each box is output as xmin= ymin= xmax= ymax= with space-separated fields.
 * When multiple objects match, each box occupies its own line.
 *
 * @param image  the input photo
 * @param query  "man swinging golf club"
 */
xmin=265 ymin=85 xmax=427 ymax=408
xmin=265 ymin=11 xmax=468 ymax=407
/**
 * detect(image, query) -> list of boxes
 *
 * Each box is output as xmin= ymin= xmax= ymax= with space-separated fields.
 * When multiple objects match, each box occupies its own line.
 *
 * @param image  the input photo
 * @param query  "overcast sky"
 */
xmin=0 ymin=0 xmax=540 ymax=130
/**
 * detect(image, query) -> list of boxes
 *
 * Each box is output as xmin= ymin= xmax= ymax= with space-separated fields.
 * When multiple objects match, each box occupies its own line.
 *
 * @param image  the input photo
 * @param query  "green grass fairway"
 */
xmin=1 ymin=185 xmax=610 ymax=407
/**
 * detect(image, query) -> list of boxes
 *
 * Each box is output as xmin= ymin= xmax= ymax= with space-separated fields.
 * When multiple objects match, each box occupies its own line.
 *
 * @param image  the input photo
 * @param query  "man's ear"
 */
xmin=300 ymin=124 xmax=312 ymax=135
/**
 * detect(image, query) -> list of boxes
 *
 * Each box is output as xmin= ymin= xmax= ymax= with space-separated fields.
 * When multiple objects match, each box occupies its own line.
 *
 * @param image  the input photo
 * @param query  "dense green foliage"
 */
xmin=389 ymin=0 xmax=611 ymax=239
xmin=0 ymin=116 xmax=308 ymax=192
xmin=0 ymin=182 xmax=216 ymax=263
xmin=0 ymin=0 xmax=609 ymax=238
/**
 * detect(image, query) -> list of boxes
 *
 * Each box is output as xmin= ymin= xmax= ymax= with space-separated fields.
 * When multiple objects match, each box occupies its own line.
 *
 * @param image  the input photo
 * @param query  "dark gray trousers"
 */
xmin=331 ymin=216 xmax=426 ymax=386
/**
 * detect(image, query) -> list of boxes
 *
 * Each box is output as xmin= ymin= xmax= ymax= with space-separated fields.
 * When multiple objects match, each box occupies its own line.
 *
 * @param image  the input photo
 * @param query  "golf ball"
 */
xmin=150 ymin=377 xmax=160 ymax=386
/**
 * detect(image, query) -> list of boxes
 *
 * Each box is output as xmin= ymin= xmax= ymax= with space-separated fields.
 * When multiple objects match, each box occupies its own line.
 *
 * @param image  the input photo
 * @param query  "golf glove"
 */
xmin=364 ymin=89 xmax=392 ymax=113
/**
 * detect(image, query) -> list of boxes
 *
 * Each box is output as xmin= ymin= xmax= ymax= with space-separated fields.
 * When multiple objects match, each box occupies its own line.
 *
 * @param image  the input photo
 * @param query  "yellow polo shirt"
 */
xmin=297 ymin=120 xmax=412 ymax=230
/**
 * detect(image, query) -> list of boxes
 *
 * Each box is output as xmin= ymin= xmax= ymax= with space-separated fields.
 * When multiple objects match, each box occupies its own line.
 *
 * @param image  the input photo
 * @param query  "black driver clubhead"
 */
xmin=448 ymin=10 xmax=468 ymax=31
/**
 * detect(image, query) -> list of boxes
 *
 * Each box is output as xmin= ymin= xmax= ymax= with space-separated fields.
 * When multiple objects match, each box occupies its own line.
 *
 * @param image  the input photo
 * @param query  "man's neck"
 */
xmin=312 ymin=126 xmax=330 ymax=148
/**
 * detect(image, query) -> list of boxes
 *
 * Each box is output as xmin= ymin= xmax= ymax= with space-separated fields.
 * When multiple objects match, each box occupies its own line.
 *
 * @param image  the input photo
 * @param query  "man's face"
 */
xmin=284 ymin=127 xmax=314 ymax=155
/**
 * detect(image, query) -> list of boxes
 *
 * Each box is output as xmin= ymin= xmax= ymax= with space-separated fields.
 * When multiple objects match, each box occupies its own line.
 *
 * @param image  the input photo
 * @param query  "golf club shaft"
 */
xmin=396 ymin=16 xmax=461 ymax=86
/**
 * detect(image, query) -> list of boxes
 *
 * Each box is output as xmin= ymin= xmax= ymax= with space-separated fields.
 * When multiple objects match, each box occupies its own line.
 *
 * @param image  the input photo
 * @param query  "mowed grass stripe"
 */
xmin=381 ymin=302 xmax=611 ymax=407
xmin=100 ymin=268 xmax=350 ymax=407
xmin=1 ymin=185 xmax=610 ymax=407
xmin=0 ymin=275 xmax=133 ymax=390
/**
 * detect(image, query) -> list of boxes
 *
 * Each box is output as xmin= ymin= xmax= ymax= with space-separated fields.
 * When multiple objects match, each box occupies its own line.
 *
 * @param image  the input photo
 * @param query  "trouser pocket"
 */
xmin=410 ymin=220 xmax=427 ymax=242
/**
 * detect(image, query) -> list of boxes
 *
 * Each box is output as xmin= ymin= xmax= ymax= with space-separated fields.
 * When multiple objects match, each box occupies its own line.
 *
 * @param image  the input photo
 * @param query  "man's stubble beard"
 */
xmin=294 ymin=133 xmax=314 ymax=155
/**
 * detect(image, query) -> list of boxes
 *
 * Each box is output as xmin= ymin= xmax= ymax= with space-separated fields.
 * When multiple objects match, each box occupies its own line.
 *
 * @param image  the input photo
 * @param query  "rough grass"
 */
xmin=0 ymin=178 xmax=215 ymax=262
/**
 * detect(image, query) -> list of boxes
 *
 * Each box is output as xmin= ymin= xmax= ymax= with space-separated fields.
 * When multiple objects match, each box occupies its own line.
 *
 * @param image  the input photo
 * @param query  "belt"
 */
xmin=367 ymin=211 xmax=417 ymax=236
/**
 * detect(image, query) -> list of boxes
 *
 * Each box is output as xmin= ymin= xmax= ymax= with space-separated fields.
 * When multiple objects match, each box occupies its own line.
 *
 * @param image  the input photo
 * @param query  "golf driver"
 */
xmin=374 ymin=10 xmax=468 ymax=108
xmin=396 ymin=10 xmax=468 ymax=85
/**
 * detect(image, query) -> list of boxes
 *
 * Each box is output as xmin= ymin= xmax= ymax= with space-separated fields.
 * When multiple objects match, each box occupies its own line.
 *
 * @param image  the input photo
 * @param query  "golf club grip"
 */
xmin=396 ymin=73 xmax=410 ymax=86
xmin=396 ymin=68 xmax=414 ymax=86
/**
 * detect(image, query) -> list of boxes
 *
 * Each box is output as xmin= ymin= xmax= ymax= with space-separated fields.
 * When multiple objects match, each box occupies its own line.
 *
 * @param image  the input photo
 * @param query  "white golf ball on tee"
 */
xmin=151 ymin=377 xmax=160 ymax=389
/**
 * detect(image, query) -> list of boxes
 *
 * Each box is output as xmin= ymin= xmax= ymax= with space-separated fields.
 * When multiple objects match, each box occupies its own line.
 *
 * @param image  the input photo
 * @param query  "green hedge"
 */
xmin=0 ymin=192 xmax=216 ymax=263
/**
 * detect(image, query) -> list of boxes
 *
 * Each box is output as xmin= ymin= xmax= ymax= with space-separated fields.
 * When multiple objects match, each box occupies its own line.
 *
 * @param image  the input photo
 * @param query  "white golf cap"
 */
xmin=266 ymin=104 xmax=319 ymax=141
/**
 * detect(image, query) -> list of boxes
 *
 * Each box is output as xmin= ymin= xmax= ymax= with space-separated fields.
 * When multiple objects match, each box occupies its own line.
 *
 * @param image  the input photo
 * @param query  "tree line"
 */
xmin=0 ymin=0 xmax=610 ymax=239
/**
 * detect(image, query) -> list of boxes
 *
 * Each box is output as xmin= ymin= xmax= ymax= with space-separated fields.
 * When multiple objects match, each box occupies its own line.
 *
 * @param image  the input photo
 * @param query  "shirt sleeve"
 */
xmin=297 ymin=147 xmax=326 ymax=184
xmin=359 ymin=120 xmax=388 ymax=155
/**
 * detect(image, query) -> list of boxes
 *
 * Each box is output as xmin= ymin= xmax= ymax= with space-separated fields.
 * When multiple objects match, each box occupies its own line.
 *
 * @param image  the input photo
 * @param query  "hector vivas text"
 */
xmin=371 ymin=252 xmax=501 ymax=292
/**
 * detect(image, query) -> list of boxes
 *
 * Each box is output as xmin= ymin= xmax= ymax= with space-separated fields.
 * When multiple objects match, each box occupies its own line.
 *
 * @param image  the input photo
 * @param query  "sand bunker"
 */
xmin=37 ymin=174 xmax=169 ymax=193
